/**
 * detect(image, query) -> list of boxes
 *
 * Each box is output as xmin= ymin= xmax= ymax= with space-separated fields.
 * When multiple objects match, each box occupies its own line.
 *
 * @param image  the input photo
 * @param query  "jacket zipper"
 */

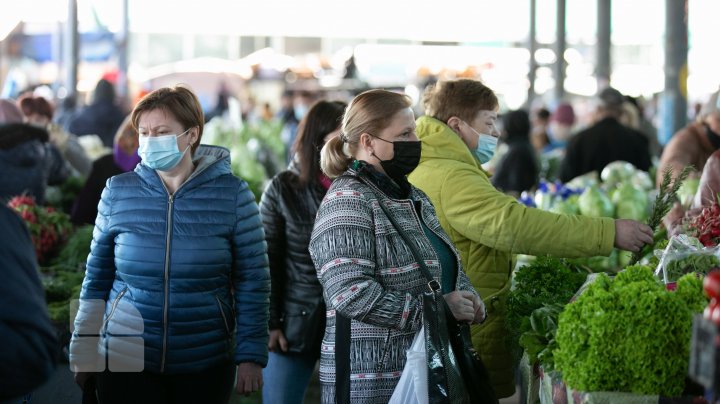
xmin=101 ymin=287 xmax=128 ymax=332
xmin=160 ymin=193 xmax=174 ymax=372
xmin=215 ymin=295 xmax=231 ymax=336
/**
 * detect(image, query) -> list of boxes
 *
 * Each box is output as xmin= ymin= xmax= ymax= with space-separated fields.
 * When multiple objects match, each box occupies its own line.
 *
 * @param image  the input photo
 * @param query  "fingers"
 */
xmin=279 ymin=333 xmax=288 ymax=352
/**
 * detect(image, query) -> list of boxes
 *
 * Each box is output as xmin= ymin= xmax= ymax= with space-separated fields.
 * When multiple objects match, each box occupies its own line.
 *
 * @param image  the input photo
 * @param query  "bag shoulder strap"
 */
xmin=338 ymin=174 xmax=437 ymax=289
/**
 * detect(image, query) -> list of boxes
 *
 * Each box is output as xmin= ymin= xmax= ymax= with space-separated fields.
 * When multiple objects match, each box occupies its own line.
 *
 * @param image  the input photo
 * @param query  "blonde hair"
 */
xmin=422 ymin=79 xmax=498 ymax=123
xmin=320 ymin=89 xmax=412 ymax=178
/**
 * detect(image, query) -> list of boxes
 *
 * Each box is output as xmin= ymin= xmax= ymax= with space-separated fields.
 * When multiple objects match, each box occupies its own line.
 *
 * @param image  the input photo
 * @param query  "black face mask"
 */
xmin=704 ymin=123 xmax=720 ymax=150
xmin=369 ymin=134 xmax=422 ymax=183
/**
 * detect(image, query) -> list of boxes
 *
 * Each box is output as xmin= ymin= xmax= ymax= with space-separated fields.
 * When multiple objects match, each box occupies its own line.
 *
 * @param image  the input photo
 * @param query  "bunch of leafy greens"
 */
xmin=519 ymin=303 xmax=563 ymax=372
xmin=506 ymin=256 xmax=588 ymax=363
xmin=554 ymin=265 xmax=707 ymax=396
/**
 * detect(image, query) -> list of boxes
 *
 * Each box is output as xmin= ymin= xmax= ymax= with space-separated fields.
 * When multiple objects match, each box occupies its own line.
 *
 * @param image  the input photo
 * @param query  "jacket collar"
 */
xmin=135 ymin=144 xmax=232 ymax=193
xmin=415 ymin=115 xmax=486 ymax=174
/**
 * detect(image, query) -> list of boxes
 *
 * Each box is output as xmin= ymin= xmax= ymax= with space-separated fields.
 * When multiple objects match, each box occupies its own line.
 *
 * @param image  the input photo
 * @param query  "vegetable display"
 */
xmin=554 ymin=266 xmax=707 ymax=397
xmin=506 ymin=256 xmax=587 ymax=363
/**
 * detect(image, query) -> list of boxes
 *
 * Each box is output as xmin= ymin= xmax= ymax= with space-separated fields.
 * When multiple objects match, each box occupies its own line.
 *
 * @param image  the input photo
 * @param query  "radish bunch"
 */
xmin=7 ymin=195 xmax=72 ymax=264
xmin=690 ymin=200 xmax=720 ymax=247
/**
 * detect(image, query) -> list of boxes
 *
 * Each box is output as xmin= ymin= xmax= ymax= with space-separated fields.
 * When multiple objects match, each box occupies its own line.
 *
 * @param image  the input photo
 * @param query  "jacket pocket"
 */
xmin=215 ymin=295 xmax=233 ymax=337
xmin=374 ymin=329 xmax=393 ymax=373
xmin=281 ymin=299 xmax=325 ymax=354
xmin=102 ymin=287 xmax=128 ymax=332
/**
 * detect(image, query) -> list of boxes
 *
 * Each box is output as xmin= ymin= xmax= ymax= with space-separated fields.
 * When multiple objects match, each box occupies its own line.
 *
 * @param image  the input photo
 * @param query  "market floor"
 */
xmin=30 ymin=365 xmax=520 ymax=403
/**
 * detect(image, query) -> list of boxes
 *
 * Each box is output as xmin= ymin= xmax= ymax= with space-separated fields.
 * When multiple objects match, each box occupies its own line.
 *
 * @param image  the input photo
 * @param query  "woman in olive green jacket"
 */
xmin=408 ymin=79 xmax=654 ymax=398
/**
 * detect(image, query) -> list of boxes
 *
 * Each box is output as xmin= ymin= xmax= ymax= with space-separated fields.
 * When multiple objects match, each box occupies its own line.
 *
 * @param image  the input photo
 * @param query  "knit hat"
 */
xmin=551 ymin=102 xmax=575 ymax=125
xmin=0 ymin=99 xmax=23 ymax=124
xmin=699 ymin=89 xmax=720 ymax=120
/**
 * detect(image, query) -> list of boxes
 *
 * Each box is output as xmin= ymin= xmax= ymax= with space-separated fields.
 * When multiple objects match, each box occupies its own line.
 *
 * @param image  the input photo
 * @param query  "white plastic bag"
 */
xmin=389 ymin=326 xmax=428 ymax=404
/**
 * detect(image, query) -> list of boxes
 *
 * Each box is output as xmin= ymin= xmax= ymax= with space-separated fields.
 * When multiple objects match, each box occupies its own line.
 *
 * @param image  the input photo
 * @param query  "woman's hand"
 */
xmin=236 ymin=362 xmax=263 ymax=396
xmin=469 ymin=293 xmax=487 ymax=324
xmin=268 ymin=329 xmax=288 ymax=353
xmin=613 ymin=219 xmax=654 ymax=252
xmin=443 ymin=291 xmax=476 ymax=323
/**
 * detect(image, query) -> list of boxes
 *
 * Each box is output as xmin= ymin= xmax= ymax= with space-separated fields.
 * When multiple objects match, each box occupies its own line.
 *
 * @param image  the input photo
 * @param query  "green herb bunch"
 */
xmin=506 ymin=256 xmax=588 ymax=363
xmin=554 ymin=266 xmax=707 ymax=396
xmin=630 ymin=166 xmax=693 ymax=265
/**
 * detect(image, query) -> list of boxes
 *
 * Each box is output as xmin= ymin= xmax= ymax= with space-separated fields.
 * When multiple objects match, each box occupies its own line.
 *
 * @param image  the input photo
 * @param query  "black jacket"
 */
xmin=0 ymin=123 xmax=69 ymax=204
xmin=0 ymin=204 xmax=58 ymax=400
xmin=70 ymin=154 xmax=124 ymax=225
xmin=492 ymin=139 xmax=539 ymax=194
xmin=559 ymin=117 xmax=652 ymax=183
xmin=259 ymin=166 xmax=327 ymax=355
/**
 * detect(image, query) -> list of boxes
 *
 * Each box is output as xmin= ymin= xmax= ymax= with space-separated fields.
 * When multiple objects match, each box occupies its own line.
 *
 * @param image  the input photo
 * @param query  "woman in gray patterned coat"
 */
xmin=309 ymin=89 xmax=486 ymax=403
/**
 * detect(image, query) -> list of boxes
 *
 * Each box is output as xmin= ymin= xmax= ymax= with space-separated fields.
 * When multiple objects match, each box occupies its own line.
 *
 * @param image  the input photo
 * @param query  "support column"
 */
xmin=553 ymin=0 xmax=567 ymax=102
xmin=659 ymin=0 xmax=688 ymax=145
xmin=596 ymin=0 xmax=611 ymax=90
xmin=527 ymin=0 xmax=538 ymax=108
xmin=64 ymin=0 xmax=79 ymax=101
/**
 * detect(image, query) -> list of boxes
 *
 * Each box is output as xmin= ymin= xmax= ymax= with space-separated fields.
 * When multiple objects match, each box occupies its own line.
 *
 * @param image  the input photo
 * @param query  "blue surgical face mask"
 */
xmin=462 ymin=121 xmax=498 ymax=164
xmin=138 ymin=129 xmax=191 ymax=171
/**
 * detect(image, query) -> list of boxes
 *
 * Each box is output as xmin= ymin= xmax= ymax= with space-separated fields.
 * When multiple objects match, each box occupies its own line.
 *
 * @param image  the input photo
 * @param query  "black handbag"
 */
xmin=376 ymin=197 xmax=499 ymax=404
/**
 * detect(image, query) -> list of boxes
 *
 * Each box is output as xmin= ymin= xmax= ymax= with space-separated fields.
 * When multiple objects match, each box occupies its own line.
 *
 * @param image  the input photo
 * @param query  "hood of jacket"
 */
xmin=415 ymin=115 xmax=487 ymax=174
xmin=0 ymin=123 xmax=49 ymax=150
xmin=134 ymin=144 xmax=233 ymax=193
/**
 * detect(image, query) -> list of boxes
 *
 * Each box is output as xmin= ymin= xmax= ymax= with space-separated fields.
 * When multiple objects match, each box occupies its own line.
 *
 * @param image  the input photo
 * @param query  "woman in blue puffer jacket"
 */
xmin=69 ymin=85 xmax=270 ymax=404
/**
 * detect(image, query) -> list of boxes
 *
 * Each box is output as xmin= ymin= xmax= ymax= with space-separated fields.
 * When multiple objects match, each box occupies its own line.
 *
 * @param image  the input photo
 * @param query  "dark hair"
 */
xmin=94 ymin=79 xmax=116 ymax=104
xmin=293 ymin=100 xmax=346 ymax=186
xmin=131 ymin=85 xmax=205 ymax=155
xmin=536 ymin=107 xmax=551 ymax=121
xmin=18 ymin=95 xmax=54 ymax=120
xmin=501 ymin=109 xmax=531 ymax=141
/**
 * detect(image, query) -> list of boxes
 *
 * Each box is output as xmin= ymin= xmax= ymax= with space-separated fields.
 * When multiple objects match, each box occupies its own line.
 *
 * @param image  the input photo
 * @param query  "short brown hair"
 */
xmin=18 ymin=95 xmax=54 ymax=120
xmin=131 ymin=85 xmax=204 ymax=154
xmin=422 ymin=79 xmax=499 ymax=123
xmin=320 ymin=89 xmax=412 ymax=178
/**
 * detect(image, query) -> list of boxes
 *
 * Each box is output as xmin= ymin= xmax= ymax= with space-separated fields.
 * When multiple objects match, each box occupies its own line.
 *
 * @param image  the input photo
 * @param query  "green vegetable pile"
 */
xmin=506 ymin=256 xmax=588 ymax=363
xmin=663 ymin=253 xmax=720 ymax=283
xmin=554 ymin=265 xmax=707 ymax=397
xmin=519 ymin=303 xmax=563 ymax=372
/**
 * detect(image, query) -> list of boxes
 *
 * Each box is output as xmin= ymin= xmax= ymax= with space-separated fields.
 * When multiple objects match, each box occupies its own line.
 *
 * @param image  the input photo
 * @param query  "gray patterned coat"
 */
xmin=309 ymin=168 xmax=478 ymax=403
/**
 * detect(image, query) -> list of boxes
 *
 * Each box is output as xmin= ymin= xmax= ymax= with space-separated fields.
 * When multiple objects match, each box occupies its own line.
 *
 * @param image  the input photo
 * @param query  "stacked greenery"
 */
xmin=202 ymin=118 xmax=286 ymax=200
xmin=42 ymin=224 xmax=94 ymax=325
xmin=506 ymin=256 xmax=588 ymax=365
xmin=554 ymin=265 xmax=707 ymax=397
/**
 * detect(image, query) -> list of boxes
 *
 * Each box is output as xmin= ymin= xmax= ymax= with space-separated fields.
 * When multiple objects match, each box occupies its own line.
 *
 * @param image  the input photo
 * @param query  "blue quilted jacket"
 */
xmin=70 ymin=145 xmax=270 ymax=374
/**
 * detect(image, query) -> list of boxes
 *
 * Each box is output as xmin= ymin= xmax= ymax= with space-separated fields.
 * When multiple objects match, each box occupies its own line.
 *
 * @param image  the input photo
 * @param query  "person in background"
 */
xmin=281 ymin=91 xmax=318 ymax=163
xmin=70 ymin=85 xmax=270 ymax=404
xmin=259 ymin=100 xmax=346 ymax=404
xmin=491 ymin=109 xmax=539 ymax=197
xmin=0 ymin=99 xmax=69 ymax=204
xmin=70 ymin=115 xmax=140 ymax=225
xmin=657 ymin=88 xmax=720 ymax=186
xmin=67 ymin=79 xmax=127 ymax=148
xmin=624 ymin=95 xmax=661 ymax=159
xmin=530 ymin=107 xmax=551 ymax=153
xmin=309 ymin=89 xmax=485 ymax=403
xmin=18 ymin=94 xmax=92 ymax=177
xmin=0 ymin=204 xmax=59 ymax=402
xmin=545 ymin=102 xmax=576 ymax=152
xmin=407 ymin=78 xmax=654 ymax=398
xmin=559 ymin=87 xmax=651 ymax=183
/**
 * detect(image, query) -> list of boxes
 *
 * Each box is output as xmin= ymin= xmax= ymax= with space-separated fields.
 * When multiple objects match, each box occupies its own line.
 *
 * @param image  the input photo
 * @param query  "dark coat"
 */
xmin=492 ymin=139 xmax=539 ymax=194
xmin=67 ymin=101 xmax=126 ymax=148
xmin=559 ymin=117 xmax=651 ymax=183
xmin=70 ymin=154 xmax=124 ymax=225
xmin=0 ymin=123 xmax=69 ymax=204
xmin=259 ymin=167 xmax=327 ymax=355
xmin=0 ymin=204 xmax=58 ymax=400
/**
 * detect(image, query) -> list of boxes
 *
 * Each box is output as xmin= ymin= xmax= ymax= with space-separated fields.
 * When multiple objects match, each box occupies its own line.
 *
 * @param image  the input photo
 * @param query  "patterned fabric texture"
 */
xmin=309 ymin=164 xmax=478 ymax=404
